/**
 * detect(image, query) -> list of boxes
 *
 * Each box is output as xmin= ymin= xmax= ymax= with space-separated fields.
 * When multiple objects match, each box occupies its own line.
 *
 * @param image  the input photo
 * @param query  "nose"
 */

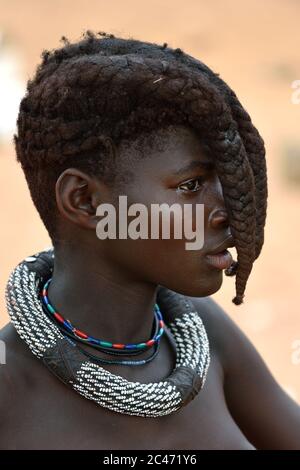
xmin=207 ymin=176 xmax=229 ymax=230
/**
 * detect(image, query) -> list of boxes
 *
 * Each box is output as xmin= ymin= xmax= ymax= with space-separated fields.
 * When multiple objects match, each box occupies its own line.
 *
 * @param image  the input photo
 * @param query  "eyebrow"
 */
xmin=173 ymin=160 xmax=215 ymax=175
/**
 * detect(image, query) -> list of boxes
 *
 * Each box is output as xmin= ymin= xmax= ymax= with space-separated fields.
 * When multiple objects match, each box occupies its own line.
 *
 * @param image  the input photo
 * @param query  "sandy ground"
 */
xmin=0 ymin=0 xmax=299 ymax=402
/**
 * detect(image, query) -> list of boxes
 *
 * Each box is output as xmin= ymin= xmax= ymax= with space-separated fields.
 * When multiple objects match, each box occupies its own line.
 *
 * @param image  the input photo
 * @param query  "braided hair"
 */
xmin=14 ymin=30 xmax=268 ymax=305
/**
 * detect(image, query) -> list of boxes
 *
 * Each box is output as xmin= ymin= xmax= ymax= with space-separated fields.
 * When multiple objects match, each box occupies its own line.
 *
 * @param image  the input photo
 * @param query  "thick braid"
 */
xmin=225 ymin=99 xmax=268 ymax=261
xmin=14 ymin=31 xmax=268 ymax=305
xmin=204 ymin=77 xmax=268 ymax=261
xmin=206 ymin=82 xmax=268 ymax=303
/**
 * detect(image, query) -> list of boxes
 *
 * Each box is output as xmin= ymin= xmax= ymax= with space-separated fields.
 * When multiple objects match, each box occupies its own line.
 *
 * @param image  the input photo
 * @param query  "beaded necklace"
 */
xmin=40 ymin=291 xmax=163 ymax=366
xmin=41 ymin=277 xmax=165 ymax=354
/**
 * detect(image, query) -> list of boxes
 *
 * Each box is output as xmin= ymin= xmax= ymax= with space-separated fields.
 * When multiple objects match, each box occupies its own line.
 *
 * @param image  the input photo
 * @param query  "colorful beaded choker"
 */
xmin=41 ymin=277 xmax=165 ymax=353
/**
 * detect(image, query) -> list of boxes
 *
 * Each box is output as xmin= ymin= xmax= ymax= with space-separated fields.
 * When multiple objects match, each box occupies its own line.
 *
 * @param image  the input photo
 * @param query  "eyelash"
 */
xmin=177 ymin=177 xmax=205 ymax=193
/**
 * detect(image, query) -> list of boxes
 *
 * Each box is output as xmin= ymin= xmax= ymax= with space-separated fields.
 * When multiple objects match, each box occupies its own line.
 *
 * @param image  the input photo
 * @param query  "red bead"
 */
xmin=159 ymin=320 xmax=164 ymax=328
xmin=74 ymin=329 xmax=88 ymax=339
xmin=146 ymin=339 xmax=155 ymax=347
xmin=54 ymin=312 xmax=64 ymax=323
xmin=112 ymin=344 xmax=125 ymax=349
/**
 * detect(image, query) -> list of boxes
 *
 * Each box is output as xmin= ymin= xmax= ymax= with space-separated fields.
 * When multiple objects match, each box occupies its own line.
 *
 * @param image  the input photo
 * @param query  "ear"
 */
xmin=55 ymin=168 xmax=104 ymax=230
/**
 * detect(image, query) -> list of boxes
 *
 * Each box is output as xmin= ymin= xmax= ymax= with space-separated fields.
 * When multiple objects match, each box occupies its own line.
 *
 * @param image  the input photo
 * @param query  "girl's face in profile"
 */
xmin=97 ymin=125 xmax=235 ymax=298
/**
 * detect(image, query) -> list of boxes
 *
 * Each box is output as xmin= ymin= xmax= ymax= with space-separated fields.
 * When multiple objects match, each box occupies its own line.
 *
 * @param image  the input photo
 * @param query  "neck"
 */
xmin=47 ymin=245 xmax=159 ymax=348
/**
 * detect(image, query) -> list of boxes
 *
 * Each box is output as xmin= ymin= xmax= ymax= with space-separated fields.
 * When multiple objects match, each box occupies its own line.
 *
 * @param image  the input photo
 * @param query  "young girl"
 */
xmin=1 ymin=31 xmax=299 ymax=450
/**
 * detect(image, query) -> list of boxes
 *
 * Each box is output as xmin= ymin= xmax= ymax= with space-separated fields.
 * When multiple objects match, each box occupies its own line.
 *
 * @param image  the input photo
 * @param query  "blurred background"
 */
xmin=0 ymin=0 xmax=299 ymax=401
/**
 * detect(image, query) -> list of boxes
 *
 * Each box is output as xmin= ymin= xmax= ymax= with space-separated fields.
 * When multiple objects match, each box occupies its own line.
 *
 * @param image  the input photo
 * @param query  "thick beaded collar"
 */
xmin=5 ymin=247 xmax=210 ymax=418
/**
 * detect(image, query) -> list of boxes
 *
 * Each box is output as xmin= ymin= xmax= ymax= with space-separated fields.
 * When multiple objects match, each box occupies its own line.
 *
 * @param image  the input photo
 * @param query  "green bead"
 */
xmin=47 ymin=304 xmax=56 ymax=314
xmin=100 ymin=341 xmax=113 ymax=347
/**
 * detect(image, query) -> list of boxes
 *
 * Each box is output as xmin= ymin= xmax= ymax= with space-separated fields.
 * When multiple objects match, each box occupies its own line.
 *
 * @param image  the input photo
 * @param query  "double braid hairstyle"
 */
xmin=14 ymin=30 xmax=268 ymax=305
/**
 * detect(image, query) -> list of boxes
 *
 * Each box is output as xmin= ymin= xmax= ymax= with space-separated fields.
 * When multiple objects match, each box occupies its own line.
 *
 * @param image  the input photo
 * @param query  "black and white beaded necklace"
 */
xmin=5 ymin=247 xmax=211 ymax=418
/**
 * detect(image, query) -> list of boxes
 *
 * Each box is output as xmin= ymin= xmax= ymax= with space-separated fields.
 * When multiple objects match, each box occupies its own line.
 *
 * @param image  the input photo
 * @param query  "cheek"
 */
xmin=162 ymin=249 xmax=224 ymax=297
xmin=134 ymin=237 xmax=224 ymax=296
xmin=155 ymin=245 xmax=224 ymax=297
xmin=104 ymin=232 xmax=224 ymax=297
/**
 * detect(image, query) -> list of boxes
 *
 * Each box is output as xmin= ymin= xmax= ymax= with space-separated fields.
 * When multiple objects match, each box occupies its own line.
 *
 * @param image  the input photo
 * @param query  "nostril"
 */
xmin=209 ymin=208 xmax=229 ymax=229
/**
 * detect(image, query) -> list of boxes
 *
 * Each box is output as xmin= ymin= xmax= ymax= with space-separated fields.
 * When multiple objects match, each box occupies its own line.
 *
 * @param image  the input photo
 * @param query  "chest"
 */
xmin=6 ymin=354 xmax=255 ymax=450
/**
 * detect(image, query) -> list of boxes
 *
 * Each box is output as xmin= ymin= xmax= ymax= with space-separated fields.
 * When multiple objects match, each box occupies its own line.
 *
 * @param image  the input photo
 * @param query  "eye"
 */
xmin=177 ymin=177 xmax=205 ymax=193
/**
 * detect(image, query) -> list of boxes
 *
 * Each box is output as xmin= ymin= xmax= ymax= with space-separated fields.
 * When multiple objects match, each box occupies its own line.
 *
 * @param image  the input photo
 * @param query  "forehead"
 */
xmin=119 ymin=125 xmax=212 ymax=177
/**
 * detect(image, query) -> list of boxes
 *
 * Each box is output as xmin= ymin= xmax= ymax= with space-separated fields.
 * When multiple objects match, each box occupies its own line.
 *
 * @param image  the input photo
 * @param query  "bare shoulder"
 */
xmin=188 ymin=294 xmax=276 ymax=376
xmin=0 ymin=323 xmax=37 ymax=441
xmin=187 ymin=296 xmax=300 ymax=449
xmin=186 ymin=294 xmax=274 ymax=375
xmin=0 ymin=321 xmax=37 ymax=386
xmin=0 ymin=322 xmax=22 ymax=390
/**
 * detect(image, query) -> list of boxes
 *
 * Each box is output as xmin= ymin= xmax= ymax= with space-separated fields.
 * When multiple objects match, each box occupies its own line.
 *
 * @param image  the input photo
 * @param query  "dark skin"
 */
xmin=1 ymin=126 xmax=300 ymax=450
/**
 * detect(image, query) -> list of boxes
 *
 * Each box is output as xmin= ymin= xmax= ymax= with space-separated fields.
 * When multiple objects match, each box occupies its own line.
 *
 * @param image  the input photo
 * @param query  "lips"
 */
xmin=205 ymin=236 xmax=235 ymax=270
xmin=205 ymin=249 xmax=233 ymax=270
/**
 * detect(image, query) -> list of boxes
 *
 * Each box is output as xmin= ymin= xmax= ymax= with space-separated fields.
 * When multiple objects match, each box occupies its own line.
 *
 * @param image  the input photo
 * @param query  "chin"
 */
xmin=170 ymin=272 xmax=223 ymax=298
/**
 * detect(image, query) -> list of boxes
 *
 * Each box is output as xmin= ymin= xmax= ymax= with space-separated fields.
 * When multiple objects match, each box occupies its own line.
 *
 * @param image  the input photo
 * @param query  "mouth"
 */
xmin=205 ymin=249 xmax=233 ymax=270
xmin=205 ymin=236 xmax=235 ymax=270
